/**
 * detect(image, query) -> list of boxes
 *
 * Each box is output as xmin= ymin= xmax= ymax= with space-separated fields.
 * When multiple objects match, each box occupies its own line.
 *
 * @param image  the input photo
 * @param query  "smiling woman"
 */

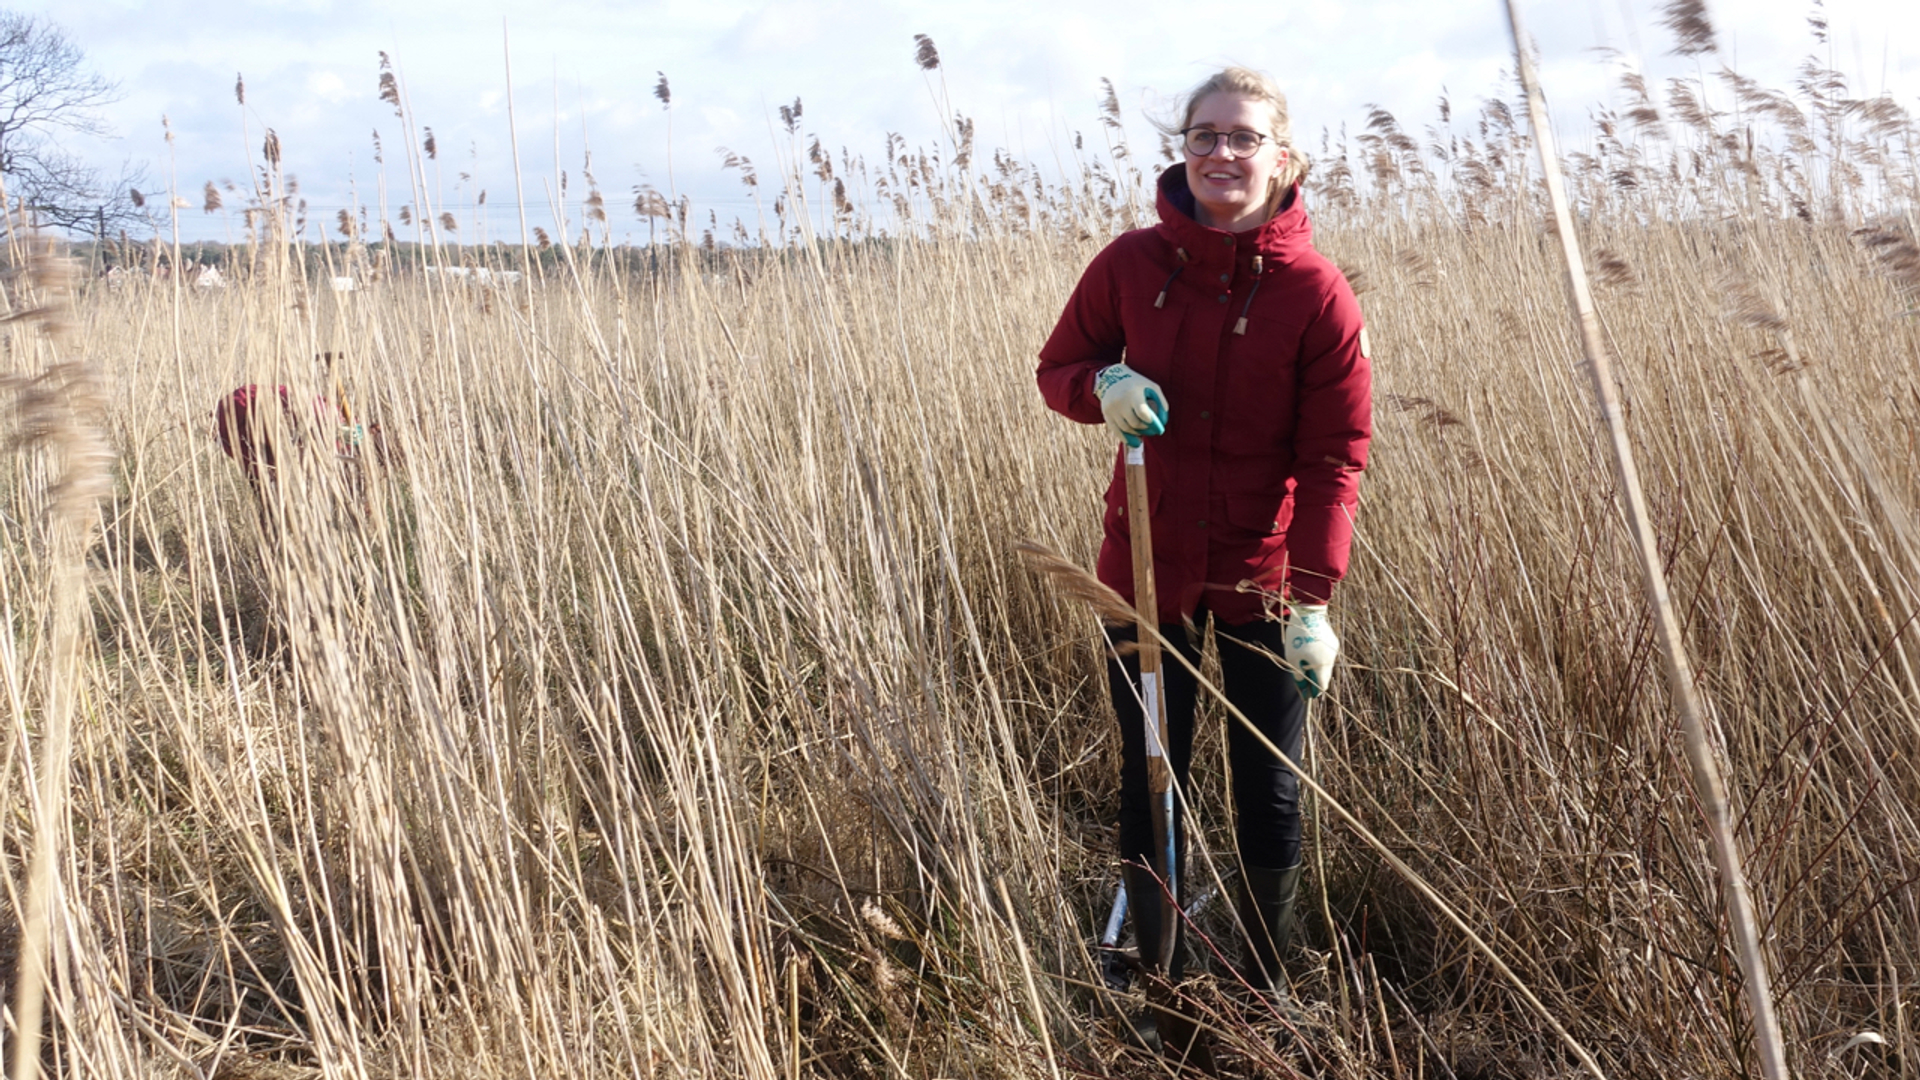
xmin=1035 ymin=63 xmax=1370 ymax=1059
xmin=1166 ymin=67 xmax=1310 ymax=233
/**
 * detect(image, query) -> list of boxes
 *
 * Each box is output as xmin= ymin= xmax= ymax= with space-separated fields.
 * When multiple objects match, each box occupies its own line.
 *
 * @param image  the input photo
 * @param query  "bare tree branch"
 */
xmin=0 ymin=11 xmax=134 ymax=233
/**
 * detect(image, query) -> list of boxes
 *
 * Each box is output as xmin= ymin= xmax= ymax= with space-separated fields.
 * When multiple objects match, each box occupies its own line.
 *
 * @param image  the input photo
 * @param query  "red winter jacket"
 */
xmin=1037 ymin=168 xmax=1372 ymax=621
xmin=214 ymin=385 xmax=346 ymax=488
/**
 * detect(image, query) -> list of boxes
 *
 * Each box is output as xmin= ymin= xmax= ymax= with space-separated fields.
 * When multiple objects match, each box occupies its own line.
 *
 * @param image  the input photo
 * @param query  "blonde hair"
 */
xmin=1161 ymin=66 xmax=1311 ymax=197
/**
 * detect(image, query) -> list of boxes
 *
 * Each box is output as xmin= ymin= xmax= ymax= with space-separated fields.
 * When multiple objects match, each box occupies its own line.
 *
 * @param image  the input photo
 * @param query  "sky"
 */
xmin=23 ymin=0 xmax=1920 ymax=244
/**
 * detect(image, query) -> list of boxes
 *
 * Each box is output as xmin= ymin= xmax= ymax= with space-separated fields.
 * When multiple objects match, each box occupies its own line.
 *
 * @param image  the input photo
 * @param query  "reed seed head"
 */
xmin=1662 ymin=0 xmax=1718 ymax=57
xmin=913 ymin=33 xmax=940 ymax=71
xmin=1014 ymin=539 xmax=1135 ymax=625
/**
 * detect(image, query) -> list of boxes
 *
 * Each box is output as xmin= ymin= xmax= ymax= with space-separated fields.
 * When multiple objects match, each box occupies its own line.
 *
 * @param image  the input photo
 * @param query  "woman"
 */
xmin=1036 ymin=67 xmax=1372 ymax=1023
xmin=215 ymin=356 xmax=387 ymax=524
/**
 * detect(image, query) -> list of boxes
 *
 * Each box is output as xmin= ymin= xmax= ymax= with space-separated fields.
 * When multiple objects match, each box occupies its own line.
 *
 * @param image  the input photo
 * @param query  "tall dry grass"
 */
xmin=5 ymin=39 xmax=1920 ymax=1080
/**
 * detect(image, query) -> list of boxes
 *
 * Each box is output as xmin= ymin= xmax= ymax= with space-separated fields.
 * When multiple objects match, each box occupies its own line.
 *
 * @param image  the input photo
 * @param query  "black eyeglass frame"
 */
xmin=1178 ymin=127 xmax=1278 ymax=158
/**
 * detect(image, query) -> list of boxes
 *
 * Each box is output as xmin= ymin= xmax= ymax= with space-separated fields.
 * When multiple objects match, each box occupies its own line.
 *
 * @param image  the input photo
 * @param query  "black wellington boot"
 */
xmin=1239 ymin=862 xmax=1305 ymax=1027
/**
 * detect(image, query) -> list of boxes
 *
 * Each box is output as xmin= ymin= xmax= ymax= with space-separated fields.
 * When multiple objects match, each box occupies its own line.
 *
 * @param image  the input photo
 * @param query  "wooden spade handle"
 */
xmin=1125 ymin=442 xmax=1179 ymax=975
xmin=1124 ymin=444 xmax=1171 ymax=797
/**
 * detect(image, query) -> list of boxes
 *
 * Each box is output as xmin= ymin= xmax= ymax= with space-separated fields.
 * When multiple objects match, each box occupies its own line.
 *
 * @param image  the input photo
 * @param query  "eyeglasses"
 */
xmin=1180 ymin=128 xmax=1275 ymax=158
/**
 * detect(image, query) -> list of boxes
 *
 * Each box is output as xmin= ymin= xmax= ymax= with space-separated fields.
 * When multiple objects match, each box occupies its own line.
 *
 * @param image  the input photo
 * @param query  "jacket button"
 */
xmin=1197 ymin=520 xmax=1208 ymax=528
xmin=1218 ymin=273 xmax=1230 ymax=284
xmin=1217 ymin=294 xmax=1229 ymax=303
xmin=1222 ymin=237 xmax=1233 ymax=246
xmin=1199 ymin=410 xmax=1210 ymax=419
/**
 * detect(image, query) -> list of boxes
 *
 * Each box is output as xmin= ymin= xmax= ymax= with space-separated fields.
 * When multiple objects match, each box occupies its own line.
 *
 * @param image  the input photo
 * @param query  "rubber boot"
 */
xmin=1239 ymin=862 xmax=1305 ymax=1027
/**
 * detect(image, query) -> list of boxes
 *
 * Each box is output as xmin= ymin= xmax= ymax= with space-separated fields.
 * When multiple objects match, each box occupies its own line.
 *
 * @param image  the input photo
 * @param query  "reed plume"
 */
xmin=913 ymin=33 xmax=940 ymax=71
xmin=1661 ymin=0 xmax=1719 ymax=56
xmin=3 ymin=232 xmax=112 ymax=1080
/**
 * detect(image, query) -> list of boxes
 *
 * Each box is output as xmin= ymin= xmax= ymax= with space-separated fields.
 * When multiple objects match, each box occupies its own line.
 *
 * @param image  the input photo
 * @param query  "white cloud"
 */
xmin=306 ymin=71 xmax=353 ymax=104
xmin=698 ymin=105 xmax=748 ymax=141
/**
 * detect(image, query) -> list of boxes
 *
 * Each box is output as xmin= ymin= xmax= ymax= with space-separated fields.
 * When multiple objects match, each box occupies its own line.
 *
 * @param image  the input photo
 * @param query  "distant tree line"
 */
xmin=63 ymin=235 xmax=908 ymax=285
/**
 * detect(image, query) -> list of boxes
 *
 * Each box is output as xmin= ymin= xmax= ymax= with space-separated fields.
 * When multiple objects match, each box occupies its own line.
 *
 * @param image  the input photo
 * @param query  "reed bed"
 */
xmin=4 ymin=44 xmax=1920 ymax=1080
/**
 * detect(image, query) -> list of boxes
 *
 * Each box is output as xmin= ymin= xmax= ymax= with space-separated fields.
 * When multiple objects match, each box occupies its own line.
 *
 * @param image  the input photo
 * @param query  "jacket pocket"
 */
xmin=1216 ymin=314 xmax=1301 ymax=456
xmin=1224 ymin=494 xmax=1292 ymax=540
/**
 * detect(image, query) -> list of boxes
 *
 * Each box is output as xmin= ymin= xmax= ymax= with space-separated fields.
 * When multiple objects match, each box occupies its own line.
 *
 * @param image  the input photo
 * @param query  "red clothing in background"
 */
xmin=214 ymin=385 xmax=343 ymax=487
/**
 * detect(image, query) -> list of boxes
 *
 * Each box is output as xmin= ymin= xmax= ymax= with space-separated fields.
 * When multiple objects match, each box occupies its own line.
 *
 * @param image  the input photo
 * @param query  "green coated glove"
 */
xmin=1282 ymin=602 xmax=1339 ymax=698
xmin=1093 ymin=363 xmax=1168 ymax=448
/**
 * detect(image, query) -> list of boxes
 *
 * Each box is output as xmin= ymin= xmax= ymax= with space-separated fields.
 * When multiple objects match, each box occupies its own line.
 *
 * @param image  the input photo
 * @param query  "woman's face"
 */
xmin=1182 ymin=93 xmax=1289 ymax=230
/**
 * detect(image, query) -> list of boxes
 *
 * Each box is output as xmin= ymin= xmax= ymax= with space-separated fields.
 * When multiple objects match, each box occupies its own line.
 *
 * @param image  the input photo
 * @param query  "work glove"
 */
xmin=1282 ymin=602 xmax=1339 ymax=698
xmin=1093 ymin=363 xmax=1168 ymax=448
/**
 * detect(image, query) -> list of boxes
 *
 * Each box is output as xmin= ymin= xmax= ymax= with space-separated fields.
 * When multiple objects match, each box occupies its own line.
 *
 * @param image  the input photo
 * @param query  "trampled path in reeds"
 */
xmin=5 ymin=40 xmax=1920 ymax=1080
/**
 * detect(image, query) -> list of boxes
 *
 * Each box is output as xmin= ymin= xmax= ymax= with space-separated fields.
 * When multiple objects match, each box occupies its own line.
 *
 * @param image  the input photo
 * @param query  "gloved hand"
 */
xmin=1093 ymin=363 xmax=1168 ymax=447
xmin=1282 ymin=602 xmax=1339 ymax=698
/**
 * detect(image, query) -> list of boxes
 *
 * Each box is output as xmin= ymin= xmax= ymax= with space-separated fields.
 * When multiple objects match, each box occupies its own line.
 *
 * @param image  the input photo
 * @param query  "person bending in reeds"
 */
xmin=214 ymin=374 xmax=382 ymax=527
xmin=1036 ymin=66 xmax=1372 ymax=1034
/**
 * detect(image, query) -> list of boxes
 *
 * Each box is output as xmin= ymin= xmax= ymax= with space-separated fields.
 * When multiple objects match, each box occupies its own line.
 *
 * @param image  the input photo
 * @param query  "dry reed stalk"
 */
xmin=1016 ymin=538 xmax=1609 ymax=1078
xmin=3 ymin=233 xmax=112 ymax=1080
xmin=1504 ymin=5 xmax=1790 ymax=1080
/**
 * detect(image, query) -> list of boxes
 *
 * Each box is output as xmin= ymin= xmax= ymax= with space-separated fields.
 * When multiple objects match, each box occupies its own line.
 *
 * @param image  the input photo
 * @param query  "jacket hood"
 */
xmin=1155 ymin=166 xmax=1314 ymax=266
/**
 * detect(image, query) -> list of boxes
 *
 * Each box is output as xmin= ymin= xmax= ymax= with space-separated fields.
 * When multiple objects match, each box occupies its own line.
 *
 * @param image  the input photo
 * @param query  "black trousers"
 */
xmin=1106 ymin=610 xmax=1308 ymax=875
